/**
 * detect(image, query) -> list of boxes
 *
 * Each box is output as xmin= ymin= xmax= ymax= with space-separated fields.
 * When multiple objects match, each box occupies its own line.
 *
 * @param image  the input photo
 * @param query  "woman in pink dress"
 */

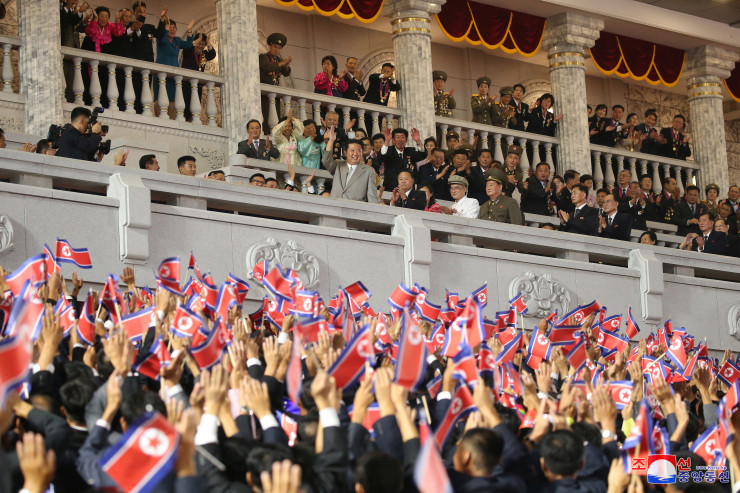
xmin=313 ymin=55 xmax=348 ymax=97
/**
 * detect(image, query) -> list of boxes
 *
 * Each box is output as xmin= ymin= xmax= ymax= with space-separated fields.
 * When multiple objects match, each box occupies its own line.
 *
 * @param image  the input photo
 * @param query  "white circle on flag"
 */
xmin=618 ymin=388 xmax=631 ymax=403
xmin=485 ymin=353 xmax=494 ymax=367
xmin=537 ymin=334 xmax=548 ymax=346
xmin=303 ymin=299 xmax=312 ymax=311
xmin=705 ymin=439 xmax=716 ymax=454
xmin=450 ymin=397 xmax=462 ymax=414
xmin=574 ymin=313 xmax=583 ymax=322
xmin=139 ymin=428 xmax=169 ymax=457
xmin=434 ymin=332 xmax=445 ymax=346
xmin=357 ymin=339 xmax=372 ymax=358
xmin=407 ymin=328 xmax=423 ymax=345
xmin=62 ymin=245 xmax=71 ymax=257
xmin=160 ymin=265 xmax=171 ymax=278
xmin=178 ymin=317 xmax=193 ymax=332
xmin=598 ymin=332 xmax=605 ymax=344
xmin=478 ymin=293 xmax=487 ymax=304
xmin=269 ymin=301 xmax=277 ymax=312
xmin=417 ymin=292 xmax=426 ymax=304
xmin=725 ymin=368 xmax=735 ymax=378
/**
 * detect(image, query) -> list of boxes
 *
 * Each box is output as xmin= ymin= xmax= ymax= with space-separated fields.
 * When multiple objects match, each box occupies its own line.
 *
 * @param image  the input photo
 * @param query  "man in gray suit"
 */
xmin=236 ymin=120 xmax=280 ymax=161
xmin=322 ymin=126 xmax=380 ymax=204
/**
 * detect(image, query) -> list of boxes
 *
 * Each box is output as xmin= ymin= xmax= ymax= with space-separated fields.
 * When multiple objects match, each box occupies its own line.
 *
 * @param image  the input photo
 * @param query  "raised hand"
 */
xmin=16 ymin=433 xmax=56 ymax=493
xmin=201 ymin=365 xmax=228 ymax=416
xmin=240 ymin=377 xmax=272 ymax=418
xmin=160 ymin=6 xmax=168 ymax=19
xmin=101 ymin=329 xmax=133 ymax=374
xmin=261 ymin=460 xmax=302 ymax=493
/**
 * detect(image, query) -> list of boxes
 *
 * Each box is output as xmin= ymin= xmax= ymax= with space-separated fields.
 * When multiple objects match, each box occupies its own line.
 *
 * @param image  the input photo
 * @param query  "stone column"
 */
xmin=540 ymin=12 xmax=603 ymax=175
xmin=684 ymin=46 xmax=739 ymax=194
xmin=217 ymin=0 xmax=261 ymax=152
xmin=18 ymin=0 xmax=64 ymax=136
xmin=384 ymin=0 xmax=445 ymax=139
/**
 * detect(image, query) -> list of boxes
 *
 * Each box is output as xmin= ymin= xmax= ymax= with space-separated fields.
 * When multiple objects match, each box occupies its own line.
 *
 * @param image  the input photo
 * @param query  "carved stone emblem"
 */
xmin=508 ymin=272 xmax=571 ymax=319
xmin=728 ymin=304 xmax=740 ymax=341
xmin=0 ymin=215 xmax=13 ymax=257
xmin=246 ymin=238 xmax=319 ymax=290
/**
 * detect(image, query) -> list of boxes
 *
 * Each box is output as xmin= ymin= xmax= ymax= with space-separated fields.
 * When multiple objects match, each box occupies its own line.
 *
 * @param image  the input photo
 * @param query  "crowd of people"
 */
xmin=1 ymin=249 xmax=740 ymax=493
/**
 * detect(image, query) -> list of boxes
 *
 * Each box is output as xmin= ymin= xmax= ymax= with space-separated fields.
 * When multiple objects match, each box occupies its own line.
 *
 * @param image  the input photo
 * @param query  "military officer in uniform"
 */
xmin=488 ymin=144 xmax=524 ymax=198
xmin=471 ymin=76 xmax=495 ymax=125
xmin=491 ymin=86 xmax=517 ymax=129
xmin=259 ymin=33 xmax=292 ymax=130
xmin=478 ymin=174 xmax=523 ymax=225
xmin=433 ymin=70 xmax=456 ymax=117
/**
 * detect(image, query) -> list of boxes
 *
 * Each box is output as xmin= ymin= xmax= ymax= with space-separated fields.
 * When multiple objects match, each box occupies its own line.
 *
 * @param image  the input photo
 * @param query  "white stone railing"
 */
xmin=590 ymin=144 xmax=700 ymax=195
xmin=260 ymin=84 xmax=402 ymax=135
xmin=0 ymin=148 xmax=737 ymax=283
xmin=0 ymin=35 xmax=20 ymax=95
xmin=61 ymin=47 xmax=223 ymax=126
xmin=434 ymin=116 xmax=560 ymax=177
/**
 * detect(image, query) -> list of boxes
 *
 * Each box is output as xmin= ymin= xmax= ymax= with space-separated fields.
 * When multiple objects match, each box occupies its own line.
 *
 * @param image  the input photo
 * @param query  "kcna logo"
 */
xmin=632 ymin=455 xmax=676 ymax=484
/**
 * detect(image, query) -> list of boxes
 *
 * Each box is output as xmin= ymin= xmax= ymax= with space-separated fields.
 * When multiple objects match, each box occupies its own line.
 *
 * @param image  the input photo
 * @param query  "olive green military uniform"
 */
xmin=478 ymin=193 xmax=523 ymax=225
xmin=433 ymin=70 xmax=456 ymax=117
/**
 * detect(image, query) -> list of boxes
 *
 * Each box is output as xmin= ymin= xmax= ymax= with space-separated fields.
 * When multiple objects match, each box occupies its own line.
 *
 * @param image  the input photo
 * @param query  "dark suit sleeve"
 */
xmin=372 ymin=415 xmax=404 ymax=462
xmin=703 ymin=232 xmax=728 ymax=255
xmin=75 ymin=425 xmax=112 ymax=487
xmin=618 ymin=214 xmax=632 ymax=241
xmin=26 ymin=409 xmax=71 ymax=452
xmin=313 ymin=426 xmax=349 ymax=493
xmin=566 ymin=208 xmax=598 ymax=235
xmin=195 ymin=442 xmax=236 ymax=493
xmin=671 ymin=203 xmax=690 ymax=228
xmin=348 ymin=422 xmax=372 ymax=464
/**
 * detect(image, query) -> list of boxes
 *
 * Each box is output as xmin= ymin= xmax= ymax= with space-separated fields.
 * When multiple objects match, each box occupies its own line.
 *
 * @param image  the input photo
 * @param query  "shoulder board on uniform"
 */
xmin=472 ymin=94 xmax=479 ymax=97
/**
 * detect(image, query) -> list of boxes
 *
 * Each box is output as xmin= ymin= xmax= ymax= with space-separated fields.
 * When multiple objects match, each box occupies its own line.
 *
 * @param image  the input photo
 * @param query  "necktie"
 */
xmin=691 ymin=204 xmax=695 ymax=215
xmin=253 ymin=141 xmax=259 ymax=152
xmin=704 ymin=235 xmax=709 ymax=242
xmin=608 ymin=216 xmax=613 ymax=226
xmin=623 ymin=188 xmax=627 ymax=197
xmin=347 ymin=165 xmax=355 ymax=181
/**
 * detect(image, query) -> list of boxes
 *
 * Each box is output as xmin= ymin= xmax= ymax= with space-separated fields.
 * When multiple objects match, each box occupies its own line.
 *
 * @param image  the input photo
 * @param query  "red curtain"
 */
xmin=272 ymin=0 xmax=384 ymax=23
xmin=726 ymin=62 xmax=740 ymax=102
xmin=590 ymin=32 xmax=684 ymax=87
xmin=436 ymin=0 xmax=545 ymax=56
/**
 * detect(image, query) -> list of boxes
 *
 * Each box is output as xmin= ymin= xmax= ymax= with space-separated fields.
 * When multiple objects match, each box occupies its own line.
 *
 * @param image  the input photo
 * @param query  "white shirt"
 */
xmin=607 ymin=211 xmax=617 ymax=225
xmin=346 ymin=163 xmax=357 ymax=180
xmin=452 ymin=196 xmax=480 ymax=218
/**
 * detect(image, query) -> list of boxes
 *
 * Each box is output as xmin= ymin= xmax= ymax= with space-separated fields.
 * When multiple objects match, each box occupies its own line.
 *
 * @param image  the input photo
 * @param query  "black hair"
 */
xmin=0 ymin=127 xmax=4 ymax=137
xmin=177 ymin=155 xmax=195 ymax=168
xmin=699 ymin=210 xmax=716 ymax=222
xmin=639 ymin=231 xmax=657 ymax=243
xmin=169 ymin=20 xmax=176 ymax=28
xmin=59 ymin=379 xmax=96 ymax=424
xmin=355 ymin=128 xmax=367 ymax=139
xmin=540 ymin=92 xmax=554 ymax=104
xmin=572 ymin=183 xmax=589 ymax=195
xmin=346 ymin=56 xmax=357 ymax=63
xmin=250 ymin=173 xmax=266 ymax=183
xmin=563 ymin=170 xmax=579 ymax=183
xmin=685 ymin=185 xmax=699 ymax=194
xmin=371 ymin=133 xmax=385 ymax=143
xmin=208 ymin=170 xmax=225 ymax=177
xmin=221 ymin=436 xmax=251 ymax=482
xmin=418 ymin=183 xmax=436 ymax=206
xmin=596 ymin=188 xmax=609 ymax=195
xmin=95 ymin=6 xmax=110 ymax=16
xmin=246 ymin=443 xmax=294 ymax=489
xmin=265 ymin=177 xmax=278 ymax=185
xmin=424 ymin=136 xmax=438 ymax=148
xmin=96 ymin=347 xmax=114 ymax=381
xmin=571 ymin=421 xmax=602 ymax=447
xmin=540 ymin=430 xmax=584 ymax=477
xmin=355 ymin=451 xmax=403 ymax=493
xmin=513 ymin=83 xmax=526 ymax=94
xmin=120 ymin=390 xmax=166 ymax=426
xmin=612 ymin=104 xmax=624 ymax=111
xmin=132 ymin=1 xmax=147 ymax=9
xmin=579 ymin=174 xmax=593 ymax=183
xmin=381 ymin=63 xmax=394 ymax=70
xmin=397 ymin=169 xmax=414 ymax=180
xmin=303 ymin=119 xmax=316 ymax=129
xmin=391 ymin=128 xmax=408 ymax=138
xmin=431 ymin=147 xmax=445 ymax=155
xmin=246 ymin=119 xmax=261 ymax=130
xmin=36 ymin=139 xmax=52 ymax=154
xmin=639 ymin=174 xmax=652 ymax=183
xmin=674 ymin=114 xmax=686 ymax=122
xmin=478 ymin=149 xmax=492 ymax=157
xmin=535 ymin=162 xmax=550 ymax=171
xmin=346 ymin=138 xmax=363 ymax=149
xmin=595 ymin=104 xmax=607 ymax=112
xmin=139 ymin=153 xmax=156 ymax=169
xmin=458 ymin=428 xmax=504 ymax=475
xmin=625 ymin=112 xmax=636 ymax=122
xmin=321 ymin=55 xmax=339 ymax=76
xmin=71 ymin=106 xmax=92 ymax=122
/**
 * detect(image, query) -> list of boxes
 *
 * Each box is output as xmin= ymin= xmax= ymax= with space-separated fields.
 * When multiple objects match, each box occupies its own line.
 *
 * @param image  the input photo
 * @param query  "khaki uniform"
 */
xmin=491 ymin=102 xmax=517 ymax=128
xmin=470 ymin=95 xmax=494 ymax=124
xmin=434 ymin=91 xmax=456 ymax=117
xmin=478 ymin=194 xmax=523 ymax=225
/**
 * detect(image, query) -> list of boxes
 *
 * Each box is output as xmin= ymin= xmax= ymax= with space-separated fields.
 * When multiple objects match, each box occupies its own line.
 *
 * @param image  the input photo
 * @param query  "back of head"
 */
xmin=139 ymin=153 xmax=156 ymax=169
xmin=540 ymin=429 xmax=584 ymax=478
xmin=120 ymin=390 xmax=166 ymax=426
xmin=459 ymin=428 xmax=504 ymax=475
xmin=246 ymin=443 xmax=294 ymax=490
xmin=71 ymin=106 xmax=91 ymax=123
xmin=59 ymin=379 xmax=96 ymax=424
xmin=355 ymin=451 xmax=403 ymax=493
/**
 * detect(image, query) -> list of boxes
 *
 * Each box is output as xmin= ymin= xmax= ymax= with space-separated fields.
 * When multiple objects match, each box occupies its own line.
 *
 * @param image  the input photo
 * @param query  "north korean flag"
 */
xmin=445 ymin=291 xmax=459 ymax=311
xmin=58 ymin=303 xmax=77 ymax=338
xmin=642 ymin=356 xmax=664 ymax=382
xmin=0 ymin=294 xmax=12 ymax=334
xmin=215 ymin=282 xmax=237 ymax=322
xmin=414 ymin=419 xmax=453 ymax=493
xmin=726 ymin=381 xmax=740 ymax=413
xmin=120 ymin=307 xmax=154 ymax=343
xmin=388 ymin=283 xmax=419 ymax=311
xmin=471 ymin=283 xmax=488 ymax=309
xmin=478 ymin=342 xmax=495 ymax=376
xmin=295 ymin=314 xmax=328 ymax=344
xmin=652 ymin=425 xmax=670 ymax=457
xmin=482 ymin=319 xmax=497 ymax=340
xmin=190 ymin=318 xmax=228 ymax=370
xmin=495 ymin=331 xmax=522 ymax=365
xmin=375 ymin=313 xmax=393 ymax=345
xmin=55 ymin=239 xmax=92 ymax=269
xmin=100 ymin=412 xmax=179 ymax=493
xmin=557 ymin=300 xmax=601 ymax=327
xmin=459 ymin=296 xmax=485 ymax=348
xmin=509 ymin=291 xmax=528 ymax=314
xmin=170 ymin=306 xmax=204 ymax=339
xmin=264 ymin=297 xmax=286 ymax=329
xmin=262 ymin=266 xmax=295 ymax=302
xmin=625 ymin=308 xmax=640 ymax=340
xmin=548 ymin=325 xmax=581 ymax=346
xmin=681 ymin=347 xmax=701 ymax=381
xmin=328 ymin=324 xmax=372 ymax=389
xmin=426 ymin=322 xmax=446 ymax=353
xmin=133 ymin=342 xmax=162 ymax=380
xmin=597 ymin=329 xmax=629 ymax=354
xmin=718 ymin=359 xmax=740 ymax=386
xmin=76 ymin=291 xmax=97 ymax=346
xmin=43 ymin=244 xmax=59 ymax=279
xmin=100 ymin=275 xmax=125 ymax=324
xmin=691 ymin=425 xmax=722 ymax=468
xmin=501 ymin=363 xmax=522 ymax=395
xmin=156 ymin=339 xmax=171 ymax=369
xmin=197 ymin=279 xmax=217 ymax=311
xmin=609 ymin=380 xmax=634 ymax=410
xmin=292 ymin=290 xmax=317 ymax=317
xmin=188 ymin=252 xmax=203 ymax=281
xmin=157 ymin=257 xmax=180 ymax=284
xmin=250 ymin=259 xmax=269 ymax=284
xmin=248 ymin=303 xmax=264 ymax=328
xmin=393 ymin=309 xmax=428 ymax=390
xmin=286 ymin=323 xmax=303 ymax=406
xmin=6 ymin=254 xmax=46 ymax=296
xmin=415 ymin=291 xmax=441 ymax=323
xmin=434 ymin=384 xmax=476 ymax=449
xmin=495 ymin=309 xmax=516 ymax=331
xmin=622 ymin=399 xmax=654 ymax=475
xmin=441 ymin=315 xmax=466 ymax=358
xmin=497 ymin=325 xmax=518 ymax=345
xmin=344 ymin=281 xmax=372 ymax=308
xmin=452 ymin=344 xmax=478 ymax=386
xmin=566 ymin=338 xmax=589 ymax=374
xmin=666 ymin=333 xmax=688 ymax=373
xmin=426 ymin=374 xmax=444 ymax=399
xmin=527 ymin=326 xmax=553 ymax=361
xmin=600 ymin=314 xmax=622 ymax=333
xmin=0 ymin=287 xmax=34 ymax=409
xmin=439 ymin=306 xmax=457 ymax=325
xmin=227 ymin=274 xmax=250 ymax=304
xmin=19 ymin=285 xmax=45 ymax=342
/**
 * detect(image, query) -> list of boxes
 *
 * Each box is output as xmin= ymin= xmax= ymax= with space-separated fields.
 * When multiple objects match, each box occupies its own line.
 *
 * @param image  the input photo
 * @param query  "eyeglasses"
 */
xmin=449 ymin=185 xmax=466 ymax=190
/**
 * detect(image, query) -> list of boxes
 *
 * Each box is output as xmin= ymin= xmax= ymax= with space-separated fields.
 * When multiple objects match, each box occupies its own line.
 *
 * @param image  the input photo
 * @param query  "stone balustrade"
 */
xmin=434 ymin=116 xmax=560 ymax=177
xmin=260 ymin=84 xmax=402 ymax=136
xmin=60 ymin=47 xmax=223 ymax=126
xmin=590 ymin=144 xmax=700 ymax=195
xmin=0 ymin=35 xmax=20 ymax=95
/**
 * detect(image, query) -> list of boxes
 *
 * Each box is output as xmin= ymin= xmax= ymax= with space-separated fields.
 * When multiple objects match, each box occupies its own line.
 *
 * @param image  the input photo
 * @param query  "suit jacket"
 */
xmin=393 ymin=188 xmax=426 ymax=210
xmin=181 ymin=46 xmax=217 ymax=72
xmin=618 ymin=198 xmax=655 ymax=231
xmin=375 ymin=146 xmax=426 ymax=190
xmin=60 ymin=6 xmax=83 ymax=48
xmin=363 ymin=73 xmax=400 ymax=105
xmin=527 ymin=107 xmax=556 ymax=136
xmin=560 ymin=205 xmax=598 ymax=236
xmin=692 ymin=230 xmax=728 ymax=255
xmin=658 ymin=127 xmax=691 ymax=160
xmin=508 ymin=100 xmax=530 ymax=131
xmin=130 ymin=22 xmax=165 ymax=62
xmin=342 ymin=73 xmax=366 ymax=101
xmin=555 ymin=187 xmax=574 ymax=214
xmin=259 ymin=53 xmax=291 ymax=85
xmin=634 ymin=123 xmax=660 ymax=154
xmin=521 ymin=177 xmax=551 ymax=216
xmin=672 ymin=201 xmax=706 ymax=236
xmin=236 ymin=138 xmax=280 ymax=161
xmin=322 ymin=151 xmax=380 ymax=203
xmin=596 ymin=117 xmax=623 ymax=147
xmin=599 ymin=212 xmax=632 ymax=241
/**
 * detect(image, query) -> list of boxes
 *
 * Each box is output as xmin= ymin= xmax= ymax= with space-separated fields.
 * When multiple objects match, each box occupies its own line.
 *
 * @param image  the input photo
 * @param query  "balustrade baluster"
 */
xmin=592 ymin=150 xmax=603 ymax=189
xmin=518 ymin=137 xmax=530 ymax=177
xmin=651 ymin=162 xmax=662 ymax=194
xmin=628 ymin=157 xmax=638 ymax=182
xmin=298 ymin=98 xmax=307 ymax=121
xmin=615 ymin=155 xmax=625 ymax=178
xmin=282 ymin=95 xmax=293 ymax=120
xmin=174 ymin=75 xmax=186 ymax=121
xmin=316 ymin=178 xmax=326 ymax=195
xmin=370 ymin=111 xmax=380 ymax=136
xmin=189 ymin=78 xmax=202 ymax=125
xmin=673 ymin=166 xmax=685 ymax=195
xmin=357 ymin=109 xmax=366 ymax=132
xmin=89 ymin=60 xmax=102 ymax=107
xmin=140 ymin=70 xmax=153 ymax=117
xmin=480 ymin=131 xmax=489 ymax=150
xmin=72 ymin=56 xmax=84 ymax=104
xmin=466 ymin=128 xmax=475 ymax=149
xmin=531 ymin=140 xmax=540 ymax=165
xmin=603 ymin=153 xmax=614 ymax=189
xmin=492 ymin=133 xmax=503 ymax=163
xmin=313 ymin=102 xmax=322 ymax=127
xmin=386 ymin=114 xmax=394 ymax=129
xmin=267 ymin=92 xmax=278 ymax=129
xmin=206 ymin=81 xmax=217 ymax=126
xmin=544 ymin=143 xmax=554 ymax=170
xmin=1 ymin=44 xmax=11 ymax=93
xmin=106 ymin=63 xmax=118 ymax=110
xmin=157 ymin=72 xmax=169 ymax=119
xmin=661 ymin=164 xmax=671 ymax=188
xmin=342 ymin=106 xmax=351 ymax=130
xmin=639 ymin=159 xmax=648 ymax=177
xmin=440 ymin=124 xmax=449 ymax=150
xmin=123 ymin=66 xmax=135 ymax=113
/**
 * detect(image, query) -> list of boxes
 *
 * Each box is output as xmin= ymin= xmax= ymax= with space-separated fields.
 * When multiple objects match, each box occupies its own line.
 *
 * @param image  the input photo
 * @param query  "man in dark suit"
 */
xmin=613 ymin=169 xmax=633 ymax=205
xmin=342 ymin=57 xmax=366 ymax=102
xmin=61 ymin=0 xmax=85 ymax=102
xmin=374 ymin=127 xmax=425 ymax=191
xmin=672 ymin=185 xmax=706 ymax=236
xmin=181 ymin=33 xmax=217 ymax=122
xmin=555 ymin=169 xmax=580 ymax=214
xmin=520 ymin=162 xmax=552 ymax=216
xmin=657 ymin=114 xmax=691 ymax=160
xmin=391 ymin=170 xmax=426 ymax=210
xmin=599 ymin=193 xmax=632 ymax=241
xmin=129 ymin=3 xmax=167 ymax=113
xmin=618 ymin=181 xmax=656 ymax=231
xmin=634 ymin=109 xmax=661 ymax=155
xmin=595 ymin=104 xmax=624 ymax=147
xmin=418 ymin=147 xmax=448 ymax=200
xmin=236 ymin=120 xmax=280 ymax=161
xmin=363 ymin=63 xmax=400 ymax=106
xmin=559 ymin=184 xmax=598 ymax=236
xmin=690 ymin=211 xmax=727 ymax=254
